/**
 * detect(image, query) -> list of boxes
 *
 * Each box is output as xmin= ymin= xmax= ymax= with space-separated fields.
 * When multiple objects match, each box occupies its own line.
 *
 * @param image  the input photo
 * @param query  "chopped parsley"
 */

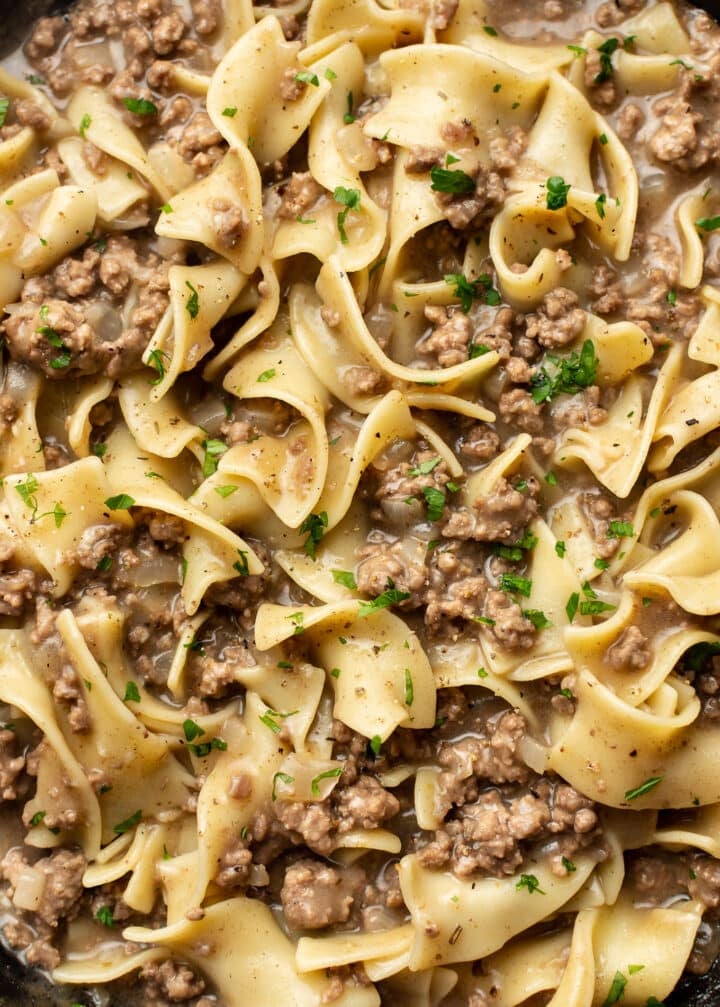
xmin=599 ymin=133 xmax=608 ymax=145
xmin=215 ymin=484 xmax=238 ymax=498
xmin=696 ymin=216 xmax=720 ymax=231
xmin=96 ymin=555 xmax=112 ymax=572
xmin=15 ymin=474 xmax=39 ymax=516
xmin=667 ymin=289 xmax=677 ymax=306
xmin=0 ymin=98 xmax=9 ymax=130
xmin=92 ymin=442 xmax=107 ymax=458
xmin=530 ymin=340 xmax=598 ymax=404
xmin=343 ymin=91 xmax=355 ymax=124
xmin=607 ymin=520 xmax=634 ymax=538
xmin=310 ymin=768 xmax=343 ymax=796
xmin=423 ymin=486 xmax=446 ymax=521
xmin=566 ymin=592 xmax=579 ymax=622
xmin=257 ymin=368 xmax=276 ymax=382
xmin=185 ymin=281 xmax=199 ymax=319
xmin=104 ymin=494 xmax=135 ymax=511
xmin=499 ymin=573 xmax=532 ymax=597
xmin=603 ymin=972 xmax=627 ymax=1006
xmin=123 ymin=682 xmax=140 ymax=702
xmin=202 ymin=438 xmax=228 ymax=478
xmin=272 ymin=772 xmax=295 ymax=800
xmin=595 ymin=193 xmax=607 ymax=219
xmin=123 ymin=97 xmax=158 ymax=116
xmin=444 ymin=272 xmax=501 ymax=311
xmin=516 ymin=873 xmax=545 ymax=894
xmin=113 ymin=809 xmax=142 ymax=834
xmin=333 ymin=186 xmax=361 ymax=244
xmin=546 ymin=175 xmax=571 ymax=210
xmin=286 ymin=611 xmax=304 ymax=634
xmin=300 ymin=510 xmax=329 ymax=559
xmin=567 ymin=44 xmax=587 ymax=56
xmin=183 ymin=719 xmax=204 ymax=742
xmin=146 ymin=348 xmax=170 ymax=385
xmin=430 ymin=165 xmax=475 ymax=194
xmin=545 ymin=471 xmax=558 ymax=486
xmin=95 ymin=906 xmax=115 ymax=928
xmin=325 ymin=68 xmax=337 ymax=80
xmin=369 ymin=735 xmax=382 ymax=756
xmin=562 ymin=857 xmax=576 ymax=872
xmin=79 ymin=112 xmax=91 ymax=137
xmin=404 ymin=668 xmax=414 ymax=706
xmin=523 ymin=609 xmax=552 ymax=629
xmin=483 ymin=25 xmax=498 ymax=35
xmin=684 ymin=641 xmax=720 ymax=672
xmin=358 ymin=582 xmax=411 ymax=617
xmin=294 ymin=70 xmax=319 ymax=87
xmin=595 ymin=37 xmax=620 ymax=84
xmin=625 ymin=776 xmax=663 ymax=801
xmin=222 ymin=107 xmax=238 ymax=117
xmin=493 ymin=528 xmax=538 ymax=562
xmin=408 ymin=457 xmax=441 ymax=476
xmin=30 ymin=810 xmax=47 ymax=827
xmin=233 ymin=550 xmax=250 ymax=576
xmin=332 ymin=569 xmax=357 ymax=590
xmin=555 ymin=540 xmax=567 ymax=558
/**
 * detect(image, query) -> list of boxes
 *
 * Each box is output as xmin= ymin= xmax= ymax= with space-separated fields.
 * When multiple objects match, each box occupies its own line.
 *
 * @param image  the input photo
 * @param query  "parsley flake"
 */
xmin=310 ymin=768 xmax=343 ymax=796
xmin=430 ymin=165 xmax=475 ymax=194
xmin=625 ymin=776 xmax=663 ymax=801
xmin=546 ymin=175 xmax=571 ymax=210
xmin=123 ymin=97 xmax=158 ymax=116
xmin=104 ymin=494 xmax=135 ymax=511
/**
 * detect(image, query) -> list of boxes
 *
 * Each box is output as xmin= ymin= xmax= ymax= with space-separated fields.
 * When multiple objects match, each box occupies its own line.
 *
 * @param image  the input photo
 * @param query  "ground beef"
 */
xmin=280 ymin=859 xmax=363 ymax=930
xmin=489 ymin=126 xmax=528 ymax=173
xmin=433 ymin=710 xmax=530 ymax=816
xmin=51 ymin=663 xmax=92 ymax=732
xmin=212 ymin=198 xmax=247 ymax=249
xmin=277 ymin=172 xmax=325 ymax=220
xmin=419 ymin=306 xmax=472 ymax=367
xmin=356 ymin=541 xmax=426 ymax=607
xmin=424 ymin=546 xmax=487 ymax=631
xmin=525 ymin=288 xmax=586 ymax=349
xmin=280 ymin=67 xmax=306 ymax=102
xmin=190 ymin=0 xmax=222 ymax=34
xmin=215 ymin=840 xmax=252 ymax=889
xmin=372 ymin=448 xmax=450 ymax=514
xmin=176 ymin=112 xmax=224 ymax=175
xmin=458 ymin=425 xmax=500 ymax=461
xmin=443 ymin=476 xmax=539 ymax=543
xmin=616 ymin=102 xmax=645 ymax=141
xmin=0 ymin=728 xmax=27 ymax=802
xmin=0 ymin=569 xmax=38 ymax=616
xmin=419 ymin=777 xmax=599 ymax=879
xmin=497 ymin=388 xmax=545 ymax=435
xmin=588 ymin=262 xmax=625 ymax=315
xmin=341 ymin=365 xmax=387 ymax=396
xmin=273 ymin=775 xmax=400 ymax=856
xmin=649 ymin=96 xmax=719 ymax=171
xmin=139 ymin=958 xmax=206 ymax=1002
xmin=550 ymin=385 xmax=607 ymax=430
xmin=584 ymin=48 xmax=616 ymax=107
xmin=606 ymin=625 xmax=651 ymax=669
xmin=14 ymin=101 xmax=52 ymax=132
xmin=405 ymin=145 xmax=444 ymax=174
xmin=74 ymin=524 xmax=127 ymax=570
xmin=435 ymin=167 xmax=506 ymax=230
xmin=484 ymin=589 xmax=537 ymax=650
xmin=580 ymin=492 xmax=623 ymax=560
xmin=1 ymin=847 xmax=86 ymax=928
xmin=3 ymin=300 xmax=111 ymax=379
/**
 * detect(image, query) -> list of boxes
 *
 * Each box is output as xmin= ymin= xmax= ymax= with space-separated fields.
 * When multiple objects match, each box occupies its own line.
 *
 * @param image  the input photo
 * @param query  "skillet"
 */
xmin=0 ymin=0 xmax=720 ymax=1003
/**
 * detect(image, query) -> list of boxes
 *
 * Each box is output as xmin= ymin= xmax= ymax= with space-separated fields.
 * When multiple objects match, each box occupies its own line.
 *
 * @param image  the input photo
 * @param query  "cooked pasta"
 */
xmin=0 ymin=0 xmax=719 ymax=1005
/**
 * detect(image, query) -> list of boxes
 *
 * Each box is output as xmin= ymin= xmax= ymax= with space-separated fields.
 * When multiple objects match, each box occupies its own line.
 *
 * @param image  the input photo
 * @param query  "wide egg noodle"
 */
xmin=0 ymin=363 xmax=43 ymax=476
xmin=143 ymin=260 xmax=247 ymax=399
xmin=255 ymin=600 xmax=437 ymax=739
xmin=290 ymin=256 xmax=498 ymax=414
xmin=272 ymin=42 xmax=386 ymax=272
xmin=537 ymin=667 xmax=720 ymax=809
xmin=56 ymin=137 xmax=148 ymax=225
xmin=66 ymin=86 xmax=171 ymax=201
xmin=55 ymin=609 xmax=193 ymax=845
xmin=155 ymin=149 xmax=263 ymax=276
xmin=206 ymin=15 xmax=331 ymax=165
xmin=0 ymin=630 xmax=100 ymax=855
xmin=123 ymin=896 xmax=382 ymax=1006
xmin=305 ymin=0 xmax=423 ymax=53
xmin=398 ymin=853 xmax=596 ymax=969
xmin=3 ymin=455 xmax=133 ymax=596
